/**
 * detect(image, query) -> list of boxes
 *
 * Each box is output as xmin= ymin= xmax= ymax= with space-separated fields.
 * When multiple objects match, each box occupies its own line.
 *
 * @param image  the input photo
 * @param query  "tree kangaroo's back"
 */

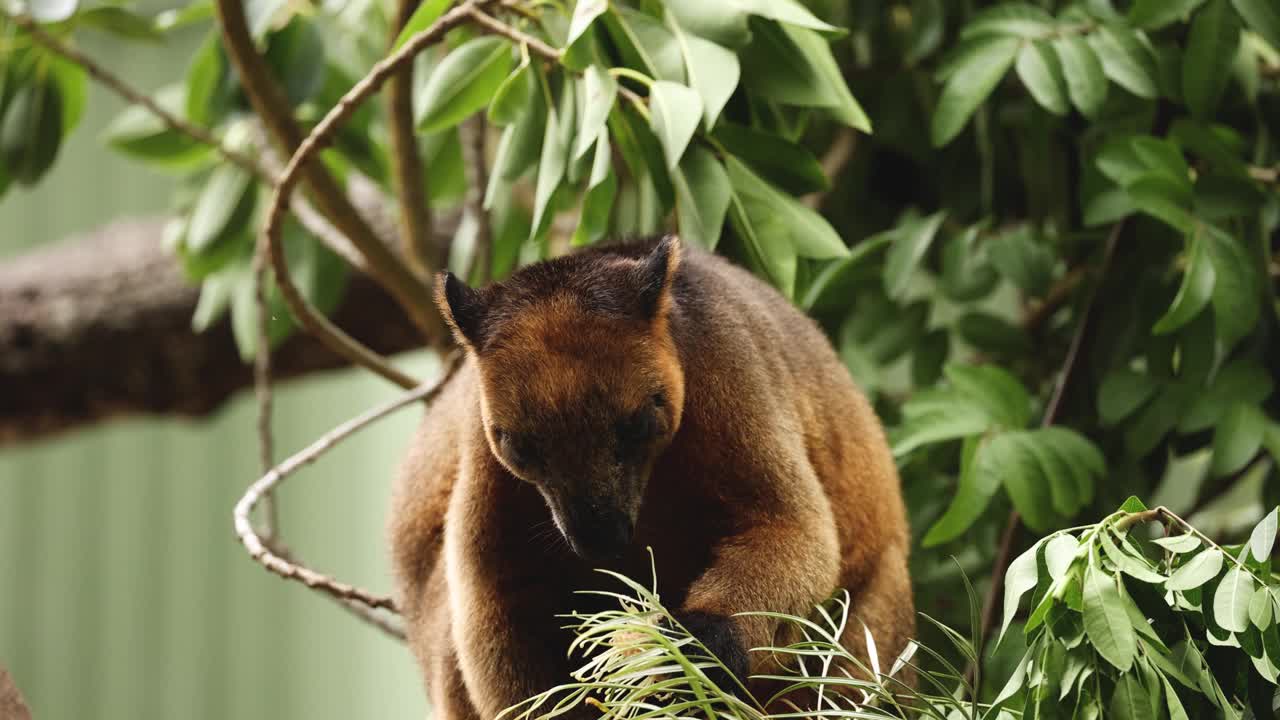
xmin=389 ymin=236 xmax=913 ymax=718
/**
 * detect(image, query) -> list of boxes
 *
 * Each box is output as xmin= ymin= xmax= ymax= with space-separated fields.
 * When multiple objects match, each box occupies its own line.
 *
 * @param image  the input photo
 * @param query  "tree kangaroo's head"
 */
xmin=435 ymin=236 xmax=686 ymax=562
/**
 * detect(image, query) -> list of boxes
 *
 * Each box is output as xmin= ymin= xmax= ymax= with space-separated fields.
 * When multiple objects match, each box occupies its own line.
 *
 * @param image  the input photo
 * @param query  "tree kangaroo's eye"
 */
xmin=652 ymin=392 xmax=667 ymax=409
xmin=493 ymin=429 xmax=531 ymax=467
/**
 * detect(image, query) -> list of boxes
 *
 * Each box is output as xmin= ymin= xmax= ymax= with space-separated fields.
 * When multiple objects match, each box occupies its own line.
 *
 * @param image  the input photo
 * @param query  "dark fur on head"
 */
xmin=433 ymin=236 xmax=686 ymax=562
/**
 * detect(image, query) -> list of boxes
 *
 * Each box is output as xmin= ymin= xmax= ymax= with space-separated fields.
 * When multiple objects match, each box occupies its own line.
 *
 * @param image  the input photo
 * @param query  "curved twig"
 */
xmin=234 ymin=354 xmax=461 ymax=611
xmin=213 ymin=0 xmax=444 ymax=342
xmin=259 ymin=1 xmax=483 ymax=389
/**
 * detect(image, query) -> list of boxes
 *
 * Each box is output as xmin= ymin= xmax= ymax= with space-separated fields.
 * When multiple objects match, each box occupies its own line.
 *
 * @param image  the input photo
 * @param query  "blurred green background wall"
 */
xmin=0 ymin=27 xmax=431 ymax=720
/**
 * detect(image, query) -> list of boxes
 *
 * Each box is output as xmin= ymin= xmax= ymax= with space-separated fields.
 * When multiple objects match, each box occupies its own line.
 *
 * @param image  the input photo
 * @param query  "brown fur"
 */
xmin=389 ymin=236 xmax=913 ymax=719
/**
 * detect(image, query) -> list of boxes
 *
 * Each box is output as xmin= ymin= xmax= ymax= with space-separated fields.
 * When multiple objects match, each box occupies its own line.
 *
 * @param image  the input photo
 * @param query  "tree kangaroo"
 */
xmin=389 ymin=235 xmax=913 ymax=718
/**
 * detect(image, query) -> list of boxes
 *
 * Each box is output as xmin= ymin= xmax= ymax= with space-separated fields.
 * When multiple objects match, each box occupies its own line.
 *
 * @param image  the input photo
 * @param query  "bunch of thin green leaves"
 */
xmin=498 ymin=553 xmax=1007 ymax=720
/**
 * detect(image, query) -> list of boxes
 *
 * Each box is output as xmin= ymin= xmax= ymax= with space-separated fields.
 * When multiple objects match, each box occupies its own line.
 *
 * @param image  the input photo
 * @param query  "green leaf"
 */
xmin=1016 ymin=40 xmax=1069 ymax=116
xmin=723 ymin=156 xmax=847 ymax=260
xmin=605 ymin=7 xmax=686 ymax=83
xmin=939 ymin=226 xmax=999 ymax=301
xmin=1129 ymin=0 xmax=1207 ymax=29
xmin=103 ymin=87 xmax=211 ymax=168
xmin=731 ymin=0 xmax=841 ymax=34
xmin=1179 ymin=360 xmax=1274 ymax=432
xmin=672 ymin=26 xmax=739 ymax=131
xmin=673 ymin=145 xmax=731 ymax=250
xmin=574 ymin=65 xmax=617 ymax=160
xmin=1232 ymin=0 xmax=1280 ymax=51
xmin=1000 ymin=537 xmax=1045 ymax=642
xmin=962 ymin=3 xmax=1057 ymax=39
xmin=1089 ymin=23 xmax=1160 ymax=99
xmin=665 ymin=0 xmax=750 ymax=48
xmin=1131 ymin=137 xmax=1192 ymax=188
xmin=31 ymin=0 xmax=77 ymax=22
xmin=1211 ymin=402 xmax=1265 ymax=477
xmin=1152 ymin=229 xmax=1215 ymax=334
xmin=1249 ymin=584 xmax=1274 ymax=628
xmin=393 ymin=0 xmax=452 ymax=50
xmin=488 ymin=56 xmax=534 ymax=126
xmin=416 ymin=37 xmax=514 ymax=134
xmin=726 ymin=167 xmax=797 ymax=296
xmin=530 ymin=78 xmax=575 ymax=242
xmin=922 ymin=436 xmax=1002 ymax=546
xmin=1099 ymin=368 xmax=1159 ymax=425
xmin=78 ymin=7 xmax=165 ymax=41
xmin=712 ymin=122 xmax=828 ymax=195
xmin=883 ymin=211 xmax=946 ymax=298
xmin=1083 ymin=564 xmax=1137 ymax=671
xmin=946 ymin=364 xmax=1031 ymax=429
xmin=800 ymin=235 xmax=891 ymax=312
xmin=1101 ymin=528 xmax=1167 ymax=583
xmin=1166 ymin=548 xmax=1224 ymax=590
xmin=570 ymin=134 xmax=617 ymax=247
xmin=1154 ymin=534 xmax=1202 ymax=554
xmin=1128 ymin=176 xmax=1196 ymax=232
xmin=911 ymin=330 xmax=950 ymax=387
xmin=931 ymin=36 xmax=1019 ymax=146
xmin=186 ymin=164 xmax=254 ymax=254
xmin=1213 ymin=566 xmax=1256 ymax=633
xmin=567 ymin=0 xmax=607 ymax=47
xmin=955 ymin=312 xmax=1032 ymax=357
xmin=997 ymin=433 xmax=1057 ymax=531
xmin=1046 ymin=533 xmax=1082 ymax=582
xmin=986 ymin=225 xmax=1055 ymax=297
xmin=1054 ymin=35 xmax=1108 ymax=117
xmin=648 ymin=81 xmax=702 ymax=169
xmin=894 ymin=396 xmax=993 ymax=457
xmin=740 ymin=22 xmax=870 ymax=131
xmin=1249 ymin=508 xmax=1277 ymax=563
xmin=1 ymin=80 xmax=63 ymax=185
xmin=1203 ymin=224 xmax=1261 ymax=350
xmin=264 ymin=18 xmax=326 ymax=107
xmin=1109 ymin=672 xmax=1156 ymax=720
xmin=1038 ymin=427 xmax=1103 ymax=509
xmin=1183 ymin=0 xmax=1241 ymax=119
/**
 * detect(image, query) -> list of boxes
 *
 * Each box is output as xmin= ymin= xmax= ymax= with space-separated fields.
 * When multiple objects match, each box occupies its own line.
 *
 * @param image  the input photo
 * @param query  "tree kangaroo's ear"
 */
xmin=634 ymin=235 xmax=682 ymax=320
xmin=435 ymin=271 xmax=488 ymax=350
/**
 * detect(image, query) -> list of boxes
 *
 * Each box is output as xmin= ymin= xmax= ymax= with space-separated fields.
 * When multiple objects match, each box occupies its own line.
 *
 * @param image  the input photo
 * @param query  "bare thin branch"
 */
xmin=259 ymin=1 xmax=483 ymax=389
xmin=387 ymin=0 xmax=437 ymax=278
xmin=10 ymin=13 xmax=267 ymax=180
xmin=804 ymin=128 xmax=857 ymax=209
xmin=967 ymin=218 xmax=1125 ymax=686
xmin=233 ymin=354 xmax=461 ymax=611
xmin=460 ymin=115 xmax=494 ymax=283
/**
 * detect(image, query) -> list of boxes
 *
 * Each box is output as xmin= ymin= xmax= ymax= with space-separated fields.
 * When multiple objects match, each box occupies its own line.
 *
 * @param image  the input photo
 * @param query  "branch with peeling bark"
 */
xmin=0 ymin=218 xmax=431 ymax=445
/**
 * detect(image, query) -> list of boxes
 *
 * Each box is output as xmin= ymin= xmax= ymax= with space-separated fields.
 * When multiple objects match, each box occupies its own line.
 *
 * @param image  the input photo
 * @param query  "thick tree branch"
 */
xmin=0 ymin=218 xmax=428 ymax=446
xmin=387 ymin=0 xmax=437 ymax=277
xmin=0 ymin=667 xmax=31 ymax=720
xmin=212 ymin=0 xmax=444 ymax=342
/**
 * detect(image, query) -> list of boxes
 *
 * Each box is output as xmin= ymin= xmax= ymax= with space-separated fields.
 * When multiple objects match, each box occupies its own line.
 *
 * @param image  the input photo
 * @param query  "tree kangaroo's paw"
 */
xmin=673 ymin=611 xmax=750 ymax=694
